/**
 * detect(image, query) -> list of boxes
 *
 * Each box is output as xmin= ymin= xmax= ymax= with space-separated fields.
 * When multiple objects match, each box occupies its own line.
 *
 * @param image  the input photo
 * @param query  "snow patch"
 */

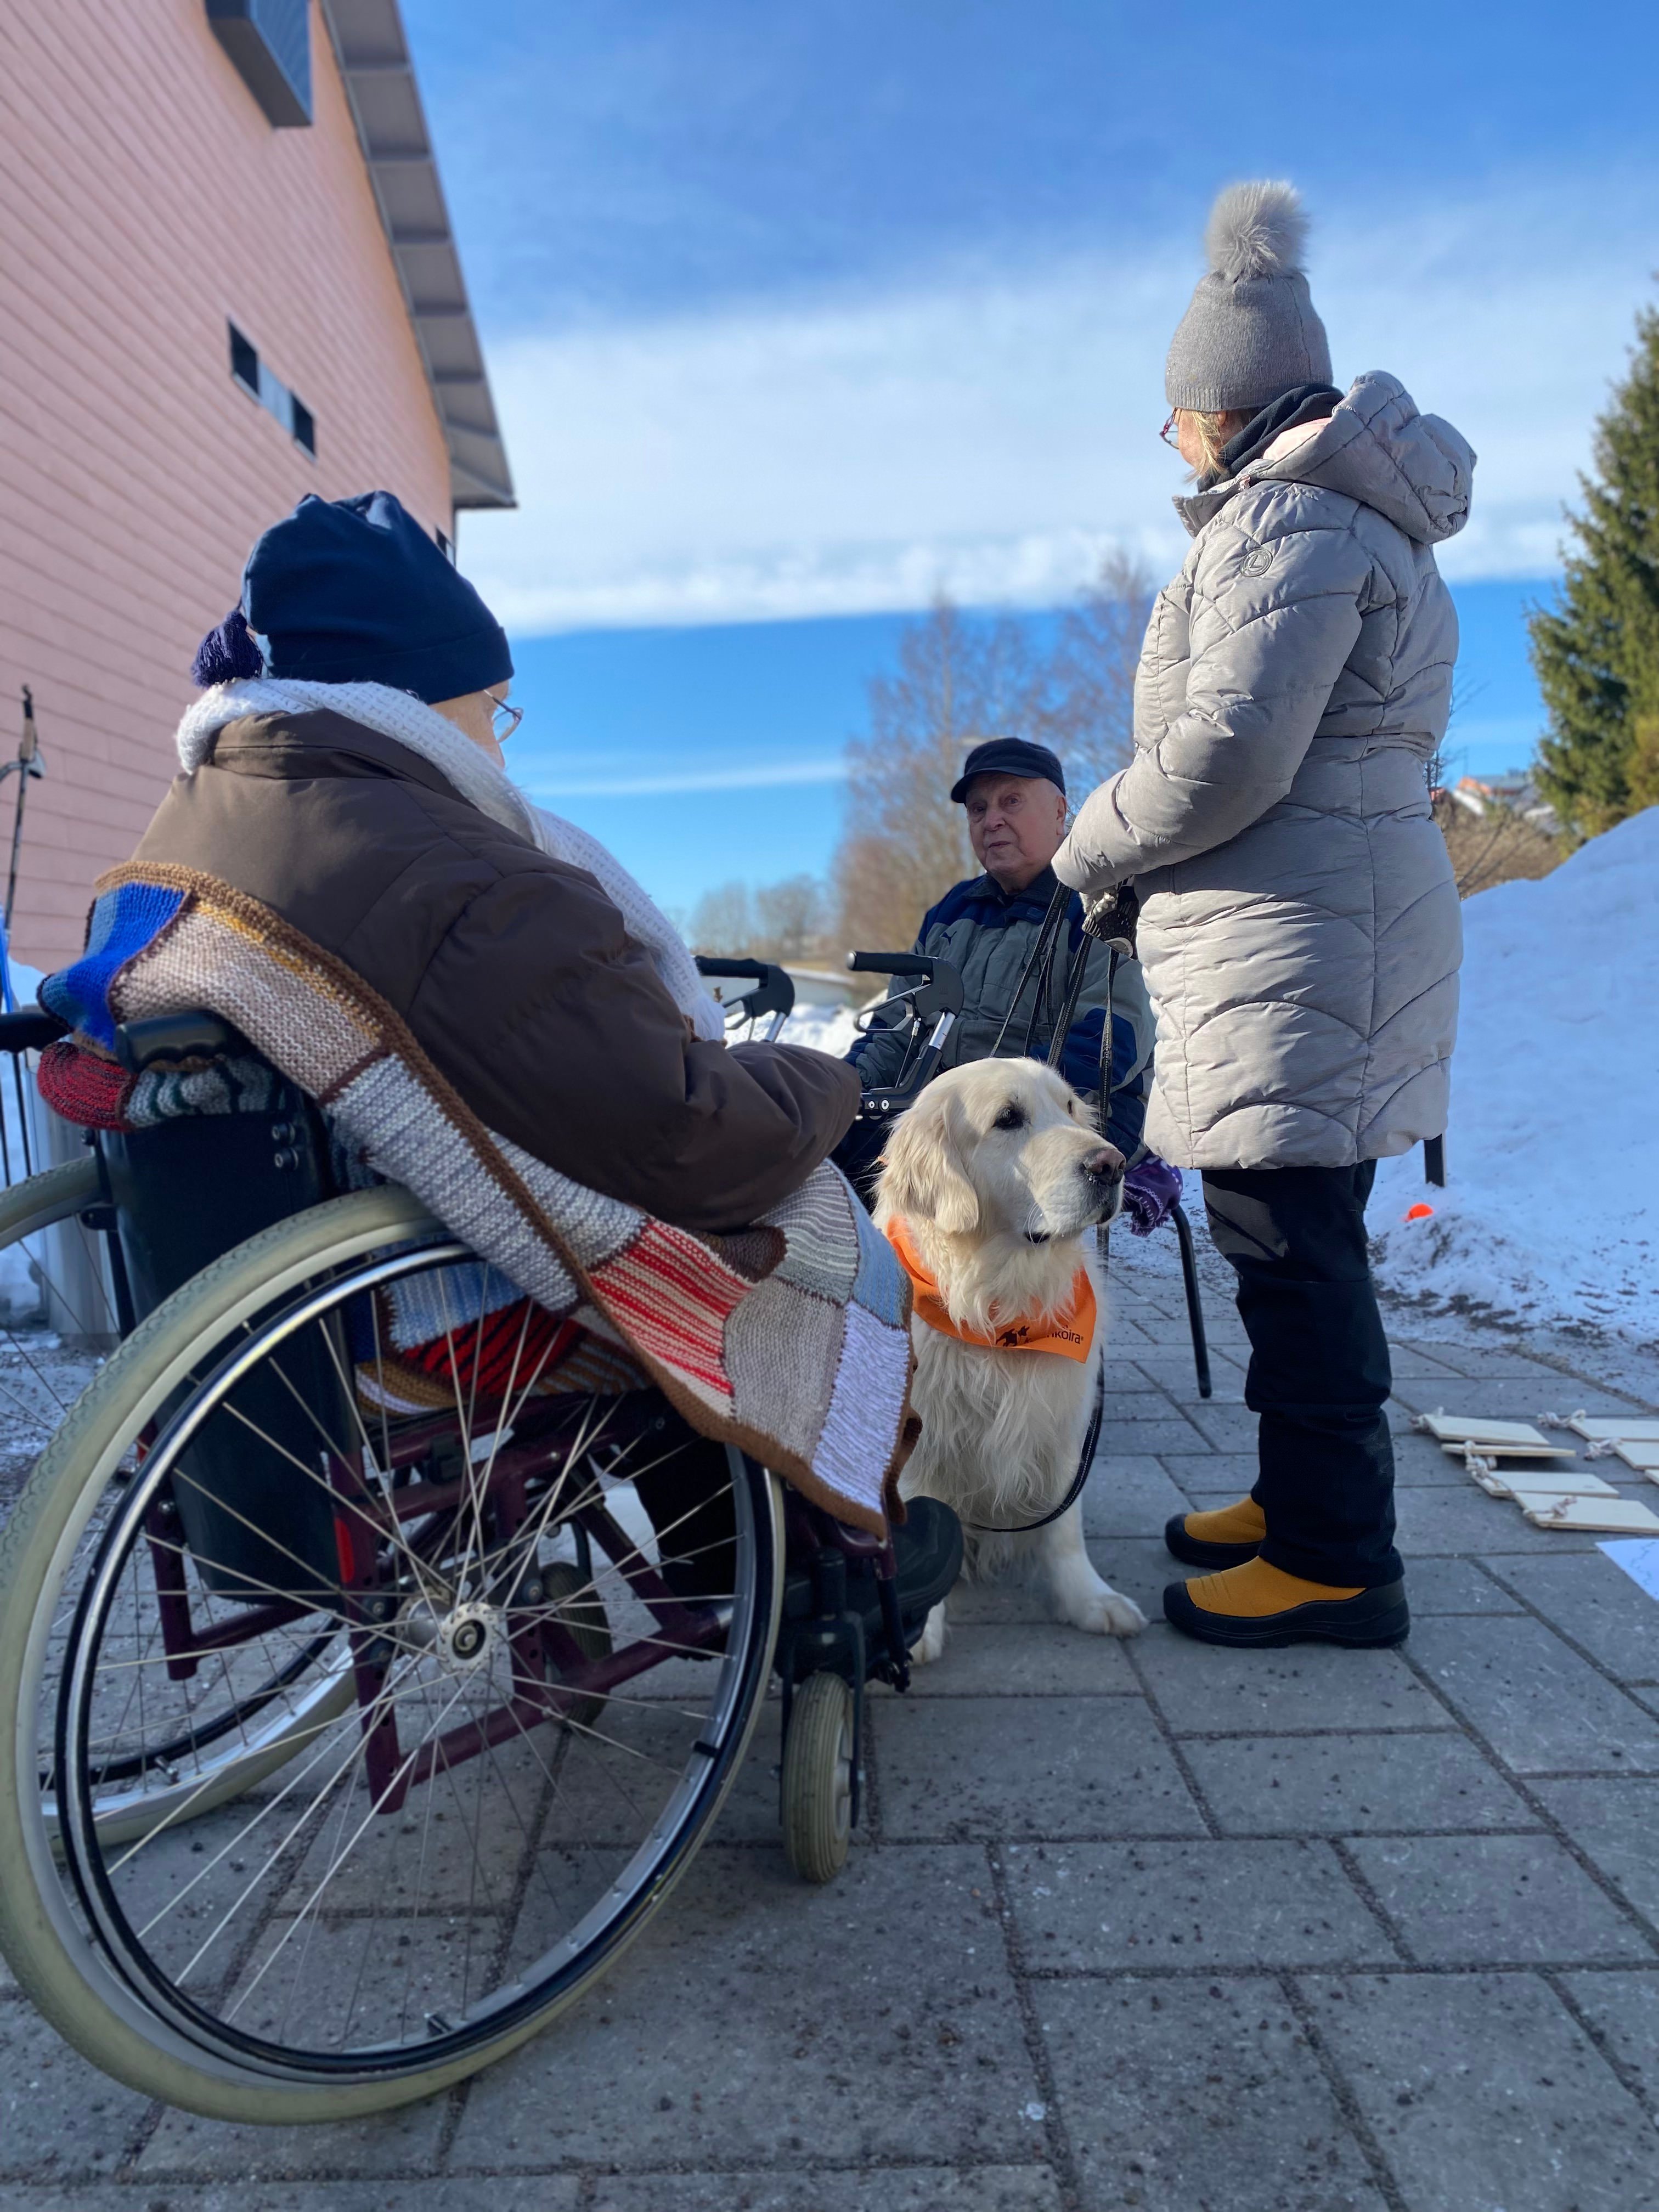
xmin=1371 ymin=809 xmax=1659 ymax=1344
xmin=775 ymin=1002 xmax=862 ymax=1057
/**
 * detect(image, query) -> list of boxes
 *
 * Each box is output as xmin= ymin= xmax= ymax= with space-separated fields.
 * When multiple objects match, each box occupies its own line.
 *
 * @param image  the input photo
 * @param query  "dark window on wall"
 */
xmin=207 ymin=0 xmax=312 ymax=127
xmin=228 ymin=323 xmax=317 ymax=460
xmin=229 ymin=325 xmax=259 ymax=394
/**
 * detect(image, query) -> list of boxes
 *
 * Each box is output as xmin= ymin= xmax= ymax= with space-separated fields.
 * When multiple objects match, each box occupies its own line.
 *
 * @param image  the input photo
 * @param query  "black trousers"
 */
xmin=1200 ymin=1163 xmax=1402 ymax=1589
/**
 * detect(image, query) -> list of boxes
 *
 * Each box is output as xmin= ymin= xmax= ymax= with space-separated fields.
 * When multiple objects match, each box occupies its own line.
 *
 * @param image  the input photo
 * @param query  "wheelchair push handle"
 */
xmin=693 ymin=955 xmax=796 ymax=1041
xmin=113 ymin=1009 xmax=250 ymax=1074
xmin=0 ymin=1003 xmax=69 ymax=1056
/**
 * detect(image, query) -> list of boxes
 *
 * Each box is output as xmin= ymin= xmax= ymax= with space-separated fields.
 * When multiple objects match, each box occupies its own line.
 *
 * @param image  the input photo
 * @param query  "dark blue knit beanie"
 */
xmin=239 ymin=491 xmax=512 ymax=702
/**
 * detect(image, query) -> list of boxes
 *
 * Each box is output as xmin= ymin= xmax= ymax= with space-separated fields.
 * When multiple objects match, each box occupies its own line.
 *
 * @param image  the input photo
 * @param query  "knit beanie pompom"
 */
xmin=191 ymin=606 xmax=265 ymax=687
xmin=1204 ymin=180 xmax=1309 ymax=283
xmin=1164 ymin=178 xmax=1333 ymax=415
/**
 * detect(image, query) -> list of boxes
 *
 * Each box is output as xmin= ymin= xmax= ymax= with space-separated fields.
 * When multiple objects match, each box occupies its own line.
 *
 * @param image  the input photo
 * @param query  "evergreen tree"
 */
xmin=1530 ymin=302 xmax=1659 ymax=838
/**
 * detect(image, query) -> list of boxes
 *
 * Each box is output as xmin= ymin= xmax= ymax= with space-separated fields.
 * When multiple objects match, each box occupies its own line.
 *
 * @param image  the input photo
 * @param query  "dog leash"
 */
xmin=966 ymin=1358 xmax=1106 ymax=1534
xmin=966 ymin=883 xmax=1139 ymax=1535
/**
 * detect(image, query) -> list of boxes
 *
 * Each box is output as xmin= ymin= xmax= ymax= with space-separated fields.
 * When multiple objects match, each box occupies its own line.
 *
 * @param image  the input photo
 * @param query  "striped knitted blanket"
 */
xmin=42 ymin=867 xmax=918 ymax=1534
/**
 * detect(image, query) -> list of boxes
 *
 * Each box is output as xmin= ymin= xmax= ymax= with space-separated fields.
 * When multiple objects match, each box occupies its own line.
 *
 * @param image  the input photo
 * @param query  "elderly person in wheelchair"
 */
xmin=0 ymin=492 xmax=958 ymax=2123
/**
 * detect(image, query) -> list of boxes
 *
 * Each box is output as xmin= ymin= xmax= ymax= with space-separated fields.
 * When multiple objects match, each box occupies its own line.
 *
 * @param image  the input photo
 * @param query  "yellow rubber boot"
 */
xmin=1164 ymin=1556 xmax=1409 ymax=1649
xmin=1164 ymin=1494 xmax=1266 ymax=1570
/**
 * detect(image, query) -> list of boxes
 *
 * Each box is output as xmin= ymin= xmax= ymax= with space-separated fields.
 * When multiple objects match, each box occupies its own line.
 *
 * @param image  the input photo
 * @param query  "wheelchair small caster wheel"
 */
xmin=538 ymin=1560 xmax=612 ymax=1734
xmin=782 ymin=1670 xmax=854 ymax=1883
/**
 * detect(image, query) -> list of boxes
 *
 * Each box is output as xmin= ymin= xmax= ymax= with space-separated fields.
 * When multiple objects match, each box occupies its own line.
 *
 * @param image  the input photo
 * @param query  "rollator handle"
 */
xmin=693 ymin=956 xmax=796 ymax=1041
xmin=845 ymin=951 xmax=964 ymax=1017
xmin=848 ymin=951 xmax=966 ymax=1116
xmin=847 ymin=949 xmax=927 ymax=975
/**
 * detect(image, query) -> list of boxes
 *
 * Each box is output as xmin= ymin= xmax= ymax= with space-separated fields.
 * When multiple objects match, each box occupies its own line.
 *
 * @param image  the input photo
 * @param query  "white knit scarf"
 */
xmin=176 ymin=679 xmax=726 ymax=1041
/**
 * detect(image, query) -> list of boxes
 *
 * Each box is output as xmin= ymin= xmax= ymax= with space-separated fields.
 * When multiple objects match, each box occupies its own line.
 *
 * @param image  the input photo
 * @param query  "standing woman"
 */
xmin=1055 ymin=182 xmax=1471 ymax=1649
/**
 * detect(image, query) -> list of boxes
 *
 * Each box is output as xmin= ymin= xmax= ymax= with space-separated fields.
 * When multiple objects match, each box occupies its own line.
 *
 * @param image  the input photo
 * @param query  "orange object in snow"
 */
xmin=1404 ymin=1203 xmax=1435 ymax=1221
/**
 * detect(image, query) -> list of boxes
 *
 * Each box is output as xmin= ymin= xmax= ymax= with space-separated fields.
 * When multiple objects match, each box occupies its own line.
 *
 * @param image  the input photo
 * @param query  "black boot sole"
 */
xmin=1163 ymin=1512 xmax=1262 ymax=1571
xmin=1163 ymin=1576 xmax=1410 ymax=1649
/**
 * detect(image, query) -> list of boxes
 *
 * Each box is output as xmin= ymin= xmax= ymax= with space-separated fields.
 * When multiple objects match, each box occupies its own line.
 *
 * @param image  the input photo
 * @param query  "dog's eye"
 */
xmin=994 ymin=1104 xmax=1026 ymax=1131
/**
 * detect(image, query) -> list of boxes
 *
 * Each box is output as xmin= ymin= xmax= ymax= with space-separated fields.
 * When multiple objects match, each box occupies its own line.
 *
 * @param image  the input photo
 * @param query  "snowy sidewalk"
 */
xmin=2 ymin=1231 xmax=1658 ymax=2211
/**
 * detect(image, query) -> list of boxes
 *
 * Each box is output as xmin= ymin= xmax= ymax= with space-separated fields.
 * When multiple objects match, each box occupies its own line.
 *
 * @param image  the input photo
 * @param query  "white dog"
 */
xmin=874 ymin=1056 xmax=1147 ymax=1661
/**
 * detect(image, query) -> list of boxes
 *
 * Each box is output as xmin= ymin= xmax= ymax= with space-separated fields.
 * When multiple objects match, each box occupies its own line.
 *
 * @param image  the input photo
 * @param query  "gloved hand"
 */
xmin=1120 ymin=1153 xmax=1182 ymax=1237
xmin=1080 ymin=880 xmax=1139 ymax=951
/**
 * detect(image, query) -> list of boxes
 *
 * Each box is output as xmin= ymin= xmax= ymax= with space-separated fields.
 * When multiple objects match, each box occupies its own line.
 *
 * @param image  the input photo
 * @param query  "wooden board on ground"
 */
xmin=1522 ymin=1496 xmax=1659 ymax=1535
xmin=1419 ymin=1414 xmax=1572 ymax=1454
xmin=1468 ymin=1466 xmax=1619 ymax=1501
xmin=1441 ymin=1440 xmax=1577 ymax=1463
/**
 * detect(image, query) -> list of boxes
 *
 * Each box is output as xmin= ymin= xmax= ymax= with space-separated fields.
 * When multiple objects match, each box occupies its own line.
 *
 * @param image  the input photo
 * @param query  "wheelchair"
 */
xmin=0 ymin=988 xmax=951 ymax=2123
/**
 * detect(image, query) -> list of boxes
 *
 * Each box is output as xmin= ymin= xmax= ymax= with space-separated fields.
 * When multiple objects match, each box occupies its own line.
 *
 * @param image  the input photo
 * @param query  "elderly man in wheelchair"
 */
xmin=0 ymin=491 xmax=959 ymax=2124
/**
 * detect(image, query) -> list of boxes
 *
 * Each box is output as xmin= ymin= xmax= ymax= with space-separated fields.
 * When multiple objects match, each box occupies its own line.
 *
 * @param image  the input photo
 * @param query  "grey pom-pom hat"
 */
xmin=1165 ymin=180 xmax=1332 ymax=414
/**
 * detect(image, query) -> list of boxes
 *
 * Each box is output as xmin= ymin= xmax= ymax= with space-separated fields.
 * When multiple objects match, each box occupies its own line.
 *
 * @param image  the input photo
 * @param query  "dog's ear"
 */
xmin=879 ymin=1092 xmax=980 ymax=1236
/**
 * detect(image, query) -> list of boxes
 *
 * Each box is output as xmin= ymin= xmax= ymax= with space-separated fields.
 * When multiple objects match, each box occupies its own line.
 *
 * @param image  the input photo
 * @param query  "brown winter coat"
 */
xmin=130 ymin=708 xmax=859 ymax=1232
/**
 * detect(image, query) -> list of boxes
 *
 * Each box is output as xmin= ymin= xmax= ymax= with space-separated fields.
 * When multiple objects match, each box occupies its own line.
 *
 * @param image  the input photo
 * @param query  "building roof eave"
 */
xmin=318 ymin=0 xmax=515 ymax=514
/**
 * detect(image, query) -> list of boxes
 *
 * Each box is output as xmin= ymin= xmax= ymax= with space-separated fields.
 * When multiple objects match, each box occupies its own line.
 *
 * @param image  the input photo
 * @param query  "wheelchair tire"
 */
xmin=0 ymin=1153 xmax=101 ymax=1243
xmin=0 ymin=1153 xmax=108 ymax=1339
xmin=780 ymin=1670 xmax=854 ymax=1884
xmin=0 ymin=1186 xmax=783 ymax=2122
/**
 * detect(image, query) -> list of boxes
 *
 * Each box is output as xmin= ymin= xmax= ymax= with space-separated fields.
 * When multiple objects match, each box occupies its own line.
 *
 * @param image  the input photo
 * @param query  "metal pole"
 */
xmin=3 ymin=685 xmax=45 ymax=932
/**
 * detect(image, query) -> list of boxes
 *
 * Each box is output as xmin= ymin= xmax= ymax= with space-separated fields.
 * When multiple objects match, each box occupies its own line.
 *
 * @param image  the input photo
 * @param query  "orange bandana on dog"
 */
xmin=884 ymin=1216 xmax=1097 ymax=1363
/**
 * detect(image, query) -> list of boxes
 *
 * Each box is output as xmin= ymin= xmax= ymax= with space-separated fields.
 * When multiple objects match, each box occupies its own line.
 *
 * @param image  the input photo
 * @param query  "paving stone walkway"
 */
xmin=2 ymin=1230 xmax=1657 ymax=2211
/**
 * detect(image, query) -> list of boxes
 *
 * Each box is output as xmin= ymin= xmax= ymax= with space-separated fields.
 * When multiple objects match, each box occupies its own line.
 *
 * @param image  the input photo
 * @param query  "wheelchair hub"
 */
xmin=436 ymin=1599 xmax=503 ymax=1675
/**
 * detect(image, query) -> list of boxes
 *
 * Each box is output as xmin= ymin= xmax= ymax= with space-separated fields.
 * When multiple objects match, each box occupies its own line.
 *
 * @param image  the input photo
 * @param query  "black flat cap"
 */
xmin=950 ymin=737 xmax=1066 ymax=804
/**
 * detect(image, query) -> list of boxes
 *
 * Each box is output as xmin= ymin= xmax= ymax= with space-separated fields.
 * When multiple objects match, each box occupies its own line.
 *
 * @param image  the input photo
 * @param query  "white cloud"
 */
xmin=526 ymin=757 xmax=846 ymax=797
xmin=462 ymin=177 xmax=1659 ymax=633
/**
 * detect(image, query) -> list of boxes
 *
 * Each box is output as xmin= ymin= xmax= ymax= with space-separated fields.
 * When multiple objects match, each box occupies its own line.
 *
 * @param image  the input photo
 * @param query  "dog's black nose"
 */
xmin=1081 ymin=1146 xmax=1124 ymax=1187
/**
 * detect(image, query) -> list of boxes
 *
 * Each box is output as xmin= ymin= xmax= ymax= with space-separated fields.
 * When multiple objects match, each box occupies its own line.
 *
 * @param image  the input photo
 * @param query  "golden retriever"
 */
xmin=874 ymin=1056 xmax=1147 ymax=1661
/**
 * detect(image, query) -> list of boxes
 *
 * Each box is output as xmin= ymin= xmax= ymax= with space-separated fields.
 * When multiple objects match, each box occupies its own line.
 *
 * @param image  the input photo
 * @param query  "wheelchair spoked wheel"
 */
xmin=780 ymin=1671 xmax=855 ymax=1885
xmin=0 ymin=1187 xmax=782 ymax=2121
xmin=0 ymin=1160 xmax=362 ymax=1850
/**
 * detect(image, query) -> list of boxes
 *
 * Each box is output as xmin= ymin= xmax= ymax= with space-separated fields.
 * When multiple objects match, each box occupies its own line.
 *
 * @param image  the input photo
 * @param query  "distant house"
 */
xmin=1450 ymin=774 xmax=1560 ymax=837
xmin=0 ymin=0 xmax=512 ymax=969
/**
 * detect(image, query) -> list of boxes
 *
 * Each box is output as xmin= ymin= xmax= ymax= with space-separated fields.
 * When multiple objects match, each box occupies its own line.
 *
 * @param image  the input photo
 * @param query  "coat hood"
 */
xmin=1175 ymin=371 xmax=1475 ymax=545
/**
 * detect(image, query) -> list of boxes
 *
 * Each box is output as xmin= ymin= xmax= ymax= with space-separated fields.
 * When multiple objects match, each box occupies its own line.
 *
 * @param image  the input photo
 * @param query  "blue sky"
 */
xmin=402 ymin=0 xmax=1659 ymax=913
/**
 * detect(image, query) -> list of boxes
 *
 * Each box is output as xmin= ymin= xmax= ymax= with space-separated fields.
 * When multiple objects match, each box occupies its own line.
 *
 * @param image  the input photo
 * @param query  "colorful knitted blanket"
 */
xmin=42 ymin=867 xmax=917 ymax=1534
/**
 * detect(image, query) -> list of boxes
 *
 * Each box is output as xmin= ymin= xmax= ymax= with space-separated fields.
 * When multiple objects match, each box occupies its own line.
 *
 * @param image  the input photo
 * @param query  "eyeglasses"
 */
xmin=1159 ymin=410 xmax=1181 ymax=449
xmin=486 ymin=689 xmax=523 ymax=743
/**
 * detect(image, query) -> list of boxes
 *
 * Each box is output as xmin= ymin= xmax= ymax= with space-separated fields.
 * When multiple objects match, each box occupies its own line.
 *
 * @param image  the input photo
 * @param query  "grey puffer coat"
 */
xmin=1053 ymin=371 xmax=1471 ymax=1170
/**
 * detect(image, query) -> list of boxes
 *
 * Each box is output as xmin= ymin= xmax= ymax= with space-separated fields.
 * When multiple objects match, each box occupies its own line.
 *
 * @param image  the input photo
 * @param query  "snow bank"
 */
xmin=1370 ymin=807 xmax=1659 ymax=1342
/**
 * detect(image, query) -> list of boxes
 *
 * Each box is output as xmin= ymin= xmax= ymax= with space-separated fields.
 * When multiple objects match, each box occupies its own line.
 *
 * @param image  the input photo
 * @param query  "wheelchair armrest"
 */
xmin=114 ymin=1010 xmax=252 ymax=1074
xmin=0 ymin=1004 xmax=70 ymax=1055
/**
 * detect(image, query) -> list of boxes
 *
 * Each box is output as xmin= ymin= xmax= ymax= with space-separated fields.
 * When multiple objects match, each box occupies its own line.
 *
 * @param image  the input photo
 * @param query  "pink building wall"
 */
xmin=0 ymin=1 xmax=453 ymax=969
